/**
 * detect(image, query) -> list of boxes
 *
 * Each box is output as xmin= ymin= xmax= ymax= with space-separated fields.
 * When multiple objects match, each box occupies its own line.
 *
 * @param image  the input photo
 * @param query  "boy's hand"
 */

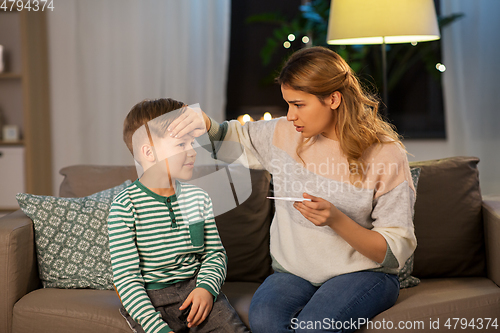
xmin=179 ymin=287 xmax=214 ymax=328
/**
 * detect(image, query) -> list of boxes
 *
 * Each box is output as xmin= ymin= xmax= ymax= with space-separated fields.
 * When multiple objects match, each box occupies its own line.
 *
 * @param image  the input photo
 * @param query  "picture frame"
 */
xmin=2 ymin=125 xmax=19 ymax=142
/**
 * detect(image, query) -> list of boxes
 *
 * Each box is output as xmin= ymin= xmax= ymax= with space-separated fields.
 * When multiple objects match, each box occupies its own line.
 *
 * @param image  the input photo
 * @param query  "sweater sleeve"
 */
xmin=108 ymin=199 xmax=172 ymax=333
xmin=368 ymin=143 xmax=417 ymax=270
xmin=195 ymin=194 xmax=228 ymax=299
xmin=372 ymin=182 xmax=417 ymax=269
xmin=206 ymin=117 xmax=279 ymax=171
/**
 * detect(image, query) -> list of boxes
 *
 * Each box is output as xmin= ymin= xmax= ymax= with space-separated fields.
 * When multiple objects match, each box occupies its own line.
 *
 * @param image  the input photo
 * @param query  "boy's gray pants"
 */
xmin=119 ymin=278 xmax=250 ymax=333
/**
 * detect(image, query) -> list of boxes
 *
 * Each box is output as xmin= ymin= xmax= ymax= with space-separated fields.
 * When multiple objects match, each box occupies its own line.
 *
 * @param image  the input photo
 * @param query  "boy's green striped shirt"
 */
xmin=108 ymin=179 xmax=227 ymax=333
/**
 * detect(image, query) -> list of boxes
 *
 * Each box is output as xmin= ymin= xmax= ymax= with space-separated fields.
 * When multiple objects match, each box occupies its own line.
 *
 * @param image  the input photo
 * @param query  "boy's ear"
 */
xmin=141 ymin=144 xmax=156 ymax=163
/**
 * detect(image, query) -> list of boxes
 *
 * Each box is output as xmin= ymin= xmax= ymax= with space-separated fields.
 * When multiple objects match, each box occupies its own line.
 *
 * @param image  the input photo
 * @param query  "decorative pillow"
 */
xmin=399 ymin=254 xmax=420 ymax=288
xmin=397 ymin=167 xmax=421 ymax=288
xmin=16 ymin=180 xmax=131 ymax=289
xmin=86 ymin=180 xmax=132 ymax=204
xmin=410 ymin=167 xmax=421 ymax=193
xmin=409 ymin=157 xmax=484 ymax=278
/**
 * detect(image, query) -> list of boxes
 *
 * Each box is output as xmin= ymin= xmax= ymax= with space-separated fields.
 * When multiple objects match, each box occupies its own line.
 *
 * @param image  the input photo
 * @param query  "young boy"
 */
xmin=108 ymin=98 xmax=249 ymax=333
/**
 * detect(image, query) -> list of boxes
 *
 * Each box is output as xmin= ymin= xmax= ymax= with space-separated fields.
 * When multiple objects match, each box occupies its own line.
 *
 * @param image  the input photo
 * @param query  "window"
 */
xmin=226 ymin=0 xmax=452 ymax=139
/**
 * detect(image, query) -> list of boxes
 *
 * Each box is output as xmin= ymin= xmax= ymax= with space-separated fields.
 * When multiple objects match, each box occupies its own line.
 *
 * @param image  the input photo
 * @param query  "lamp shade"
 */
xmin=327 ymin=0 xmax=440 ymax=45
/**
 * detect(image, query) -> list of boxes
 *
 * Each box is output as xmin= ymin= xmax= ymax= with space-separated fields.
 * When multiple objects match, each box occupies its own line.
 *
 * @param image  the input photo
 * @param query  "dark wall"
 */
xmin=225 ymin=0 xmax=301 ymax=121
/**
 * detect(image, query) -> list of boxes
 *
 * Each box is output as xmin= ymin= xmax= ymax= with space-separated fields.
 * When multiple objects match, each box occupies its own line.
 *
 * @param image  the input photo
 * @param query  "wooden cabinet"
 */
xmin=0 ymin=145 xmax=25 ymax=209
xmin=0 ymin=9 xmax=52 ymax=210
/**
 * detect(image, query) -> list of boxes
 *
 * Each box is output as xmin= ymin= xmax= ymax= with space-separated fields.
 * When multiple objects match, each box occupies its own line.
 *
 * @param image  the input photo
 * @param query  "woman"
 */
xmin=168 ymin=46 xmax=416 ymax=333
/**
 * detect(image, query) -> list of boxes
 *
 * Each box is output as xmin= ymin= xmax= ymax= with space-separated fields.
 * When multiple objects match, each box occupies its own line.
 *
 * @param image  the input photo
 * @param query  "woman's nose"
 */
xmin=286 ymin=107 xmax=297 ymax=122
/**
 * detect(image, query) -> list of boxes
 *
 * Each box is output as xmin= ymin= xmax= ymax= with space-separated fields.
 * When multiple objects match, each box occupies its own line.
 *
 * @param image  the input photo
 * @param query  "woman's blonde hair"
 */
xmin=277 ymin=46 xmax=404 ymax=184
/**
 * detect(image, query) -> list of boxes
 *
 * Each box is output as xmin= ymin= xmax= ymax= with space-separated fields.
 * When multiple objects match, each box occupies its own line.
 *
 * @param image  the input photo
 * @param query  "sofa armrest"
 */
xmin=483 ymin=196 xmax=500 ymax=287
xmin=0 ymin=210 xmax=40 ymax=333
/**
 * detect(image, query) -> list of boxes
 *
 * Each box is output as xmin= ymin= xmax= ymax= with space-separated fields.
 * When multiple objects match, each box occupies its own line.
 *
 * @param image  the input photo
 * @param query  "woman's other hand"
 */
xmin=293 ymin=193 xmax=341 ymax=228
xmin=167 ymin=105 xmax=210 ymax=139
xmin=293 ymin=192 xmax=387 ymax=263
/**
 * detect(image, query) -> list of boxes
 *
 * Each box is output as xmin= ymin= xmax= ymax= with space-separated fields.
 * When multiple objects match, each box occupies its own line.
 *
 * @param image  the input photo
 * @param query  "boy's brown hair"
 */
xmin=123 ymin=98 xmax=186 ymax=156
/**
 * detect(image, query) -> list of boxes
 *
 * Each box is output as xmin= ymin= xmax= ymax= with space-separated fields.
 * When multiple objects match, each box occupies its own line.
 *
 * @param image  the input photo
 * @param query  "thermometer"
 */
xmin=267 ymin=196 xmax=312 ymax=202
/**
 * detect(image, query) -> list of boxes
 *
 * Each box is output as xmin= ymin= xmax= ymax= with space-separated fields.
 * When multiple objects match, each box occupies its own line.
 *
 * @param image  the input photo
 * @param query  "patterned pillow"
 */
xmin=398 ymin=167 xmax=421 ymax=288
xmin=16 ymin=180 xmax=131 ymax=289
xmin=86 ymin=180 xmax=132 ymax=203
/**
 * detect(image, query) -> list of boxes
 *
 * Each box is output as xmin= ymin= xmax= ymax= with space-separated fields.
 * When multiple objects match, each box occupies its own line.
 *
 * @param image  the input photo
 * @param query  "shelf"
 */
xmin=0 ymin=73 xmax=22 ymax=79
xmin=0 ymin=10 xmax=52 ymax=197
xmin=0 ymin=140 xmax=24 ymax=146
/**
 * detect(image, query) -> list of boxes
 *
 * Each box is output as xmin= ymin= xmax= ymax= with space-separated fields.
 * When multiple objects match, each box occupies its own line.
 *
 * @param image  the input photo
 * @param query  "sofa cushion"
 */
xmin=409 ymin=156 xmax=485 ymax=278
xmin=12 ymin=289 xmax=130 ymax=333
xmin=221 ymin=282 xmax=261 ymax=328
xmin=11 ymin=284 xmax=256 ymax=333
xmin=15 ymin=181 xmax=131 ymax=289
xmin=358 ymin=278 xmax=500 ymax=332
xmin=59 ymin=165 xmax=137 ymax=198
xmin=214 ymin=167 xmax=274 ymax=282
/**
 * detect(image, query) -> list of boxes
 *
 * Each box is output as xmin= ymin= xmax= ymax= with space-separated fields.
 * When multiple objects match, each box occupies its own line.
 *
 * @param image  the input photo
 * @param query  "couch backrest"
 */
xmin=59 ymin=165 xmax=137 ymax=198
xmin=59 ymin=164 xmax=274 ymax=283
xmin=409 ymin=156 xmax=485 ymax=278
xmin=60 ymin=155 xmax=486 ymax=282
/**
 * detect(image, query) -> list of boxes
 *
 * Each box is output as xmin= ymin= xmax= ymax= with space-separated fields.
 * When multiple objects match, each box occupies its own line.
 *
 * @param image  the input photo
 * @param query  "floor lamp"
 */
xmin=326 ymin=0 xmax=440 ymax=117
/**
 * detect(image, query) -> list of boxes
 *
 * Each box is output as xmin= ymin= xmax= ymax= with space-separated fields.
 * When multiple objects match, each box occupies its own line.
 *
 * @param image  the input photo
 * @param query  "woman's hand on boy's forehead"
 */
xmin=167 ymin=106 xmax=207 ymax=139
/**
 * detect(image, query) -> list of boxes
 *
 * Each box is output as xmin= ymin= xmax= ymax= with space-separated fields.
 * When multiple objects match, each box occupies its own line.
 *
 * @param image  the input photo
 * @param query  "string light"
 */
xmin=302 ymin=36 xmax=310 ymax=44
xmin=263 ymin=112 xmax=272 ymax=121
xmin=288 ymin=34 xmax=296 ymax=42
xmin=436 ymin=63 xmax=446 ymax=72
xmin=283 ymin=41 xmax=291 ymax=49
xmin=237 ymin=114 xmax=254 ymax=125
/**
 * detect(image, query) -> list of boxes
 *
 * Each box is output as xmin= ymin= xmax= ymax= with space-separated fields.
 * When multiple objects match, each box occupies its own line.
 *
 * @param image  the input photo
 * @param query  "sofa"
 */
xmin=1 ymin=156 xmax=499 ymax=333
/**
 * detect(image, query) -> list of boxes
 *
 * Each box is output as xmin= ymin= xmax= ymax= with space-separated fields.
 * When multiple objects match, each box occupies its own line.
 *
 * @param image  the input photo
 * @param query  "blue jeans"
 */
xmin=249 ymin=271 xmax=399 ymax=333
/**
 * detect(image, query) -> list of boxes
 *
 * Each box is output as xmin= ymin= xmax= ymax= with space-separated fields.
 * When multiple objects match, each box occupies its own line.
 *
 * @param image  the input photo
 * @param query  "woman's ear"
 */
xmin=329 ymin=91 xmax=342 ymax=110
